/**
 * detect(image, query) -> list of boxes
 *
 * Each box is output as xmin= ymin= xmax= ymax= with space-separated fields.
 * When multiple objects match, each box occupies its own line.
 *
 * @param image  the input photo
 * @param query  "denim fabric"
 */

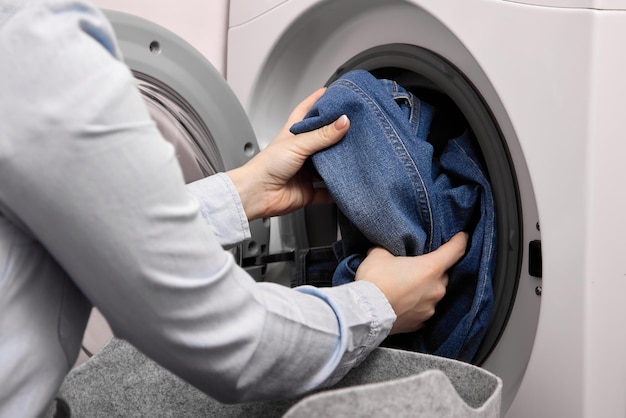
xmin=290 ymin=70 xmax=496 ymax=362
xmin=293 ymin=247 xmax=339 ymax=288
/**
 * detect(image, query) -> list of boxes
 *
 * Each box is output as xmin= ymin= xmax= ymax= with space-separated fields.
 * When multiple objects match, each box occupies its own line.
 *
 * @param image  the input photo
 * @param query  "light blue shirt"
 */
xmin=0 ymin=1 xmax=395 ymax=416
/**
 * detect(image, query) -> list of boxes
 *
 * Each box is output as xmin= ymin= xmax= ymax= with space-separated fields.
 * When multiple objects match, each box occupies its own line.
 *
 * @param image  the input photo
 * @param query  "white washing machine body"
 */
xmin=226 ymin=0 xmax=626 ymax=417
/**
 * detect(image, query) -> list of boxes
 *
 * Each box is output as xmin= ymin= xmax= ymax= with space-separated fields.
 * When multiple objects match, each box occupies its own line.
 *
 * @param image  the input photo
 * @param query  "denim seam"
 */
xmin=389 ymin=90 xmax=420 ymax=133
xmin=449 ymin=140 xmax=496 ymax=336
xmin=449 ymin=140 xmax=486 ymax=181
xmin=334 ymin=79 xmax=434 ymax=252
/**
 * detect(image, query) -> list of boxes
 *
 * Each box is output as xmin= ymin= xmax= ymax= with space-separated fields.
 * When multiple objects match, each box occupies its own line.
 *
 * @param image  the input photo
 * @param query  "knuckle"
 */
xmin=318 ymin=125 xmax=335 ymax=144
xmin=421 ymin=306 xmax=435 ymax=322
xmin=434 ymin=284 xmax=447 ymax=301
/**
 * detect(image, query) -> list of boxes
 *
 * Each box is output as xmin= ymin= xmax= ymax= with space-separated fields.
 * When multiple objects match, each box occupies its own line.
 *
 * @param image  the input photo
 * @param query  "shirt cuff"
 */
xmin=186 ymin=172 xmax=251 ymax=247
xmin=296 ymin=280 xmax=396 ymax=390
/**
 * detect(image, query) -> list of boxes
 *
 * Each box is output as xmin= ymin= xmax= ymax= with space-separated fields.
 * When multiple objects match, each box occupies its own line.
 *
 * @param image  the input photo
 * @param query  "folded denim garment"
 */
xmin=290 ymin=70 xmax=496 ymax=362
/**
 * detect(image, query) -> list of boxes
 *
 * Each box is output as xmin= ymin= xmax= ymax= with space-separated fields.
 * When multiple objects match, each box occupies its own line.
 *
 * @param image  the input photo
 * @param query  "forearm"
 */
xmin=118 ymin=256 xmax=395 ymax=403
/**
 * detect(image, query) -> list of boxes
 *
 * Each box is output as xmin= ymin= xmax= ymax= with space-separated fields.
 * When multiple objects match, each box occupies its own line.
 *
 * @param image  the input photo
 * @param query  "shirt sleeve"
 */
xmin=0 ymin=0 xmax=396 ymax=406
xmin=186 ymin=173 xmax=251 ymax=247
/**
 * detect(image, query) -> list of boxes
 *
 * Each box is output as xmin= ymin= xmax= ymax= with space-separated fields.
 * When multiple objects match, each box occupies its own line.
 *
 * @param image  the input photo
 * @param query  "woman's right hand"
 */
xmin=355 ymin=232 xmax=468 ymax=335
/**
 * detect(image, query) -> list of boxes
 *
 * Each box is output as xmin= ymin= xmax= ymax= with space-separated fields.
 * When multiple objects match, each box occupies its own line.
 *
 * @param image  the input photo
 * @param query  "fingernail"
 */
xmin=334 ymin=115 xmax=348 ymax=130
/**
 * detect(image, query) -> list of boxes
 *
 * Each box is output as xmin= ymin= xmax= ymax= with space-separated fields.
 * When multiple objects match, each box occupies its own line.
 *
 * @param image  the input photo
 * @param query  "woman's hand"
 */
xmin=356 ymin=232 xmax=469 ymax=335
xmin=227 ymin=88 xmax=349 ymax=221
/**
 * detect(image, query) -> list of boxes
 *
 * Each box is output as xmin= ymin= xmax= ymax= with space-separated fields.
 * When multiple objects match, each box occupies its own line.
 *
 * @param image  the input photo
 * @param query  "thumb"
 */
xmin=425 ymin=231 xmax=469 ymax=272
xmin=296 ymin=115 xmax=350 ymax=157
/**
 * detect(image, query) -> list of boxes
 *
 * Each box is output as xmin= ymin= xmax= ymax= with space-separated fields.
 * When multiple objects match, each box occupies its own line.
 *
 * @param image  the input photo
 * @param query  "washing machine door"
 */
xmin=103 ymin=10 xmax=270 ymax=276
xmin=78 ymin=10 xmax=275 ymax=366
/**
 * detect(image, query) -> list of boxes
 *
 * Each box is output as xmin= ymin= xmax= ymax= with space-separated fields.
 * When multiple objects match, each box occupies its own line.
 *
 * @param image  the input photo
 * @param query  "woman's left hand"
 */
xmin=227 ymin=88 xmax=349 ymax=221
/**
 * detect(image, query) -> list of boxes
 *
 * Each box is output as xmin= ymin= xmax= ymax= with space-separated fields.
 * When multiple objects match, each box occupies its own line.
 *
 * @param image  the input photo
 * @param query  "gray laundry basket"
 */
xmin=52 ymin=338 xmax=501 ymax=417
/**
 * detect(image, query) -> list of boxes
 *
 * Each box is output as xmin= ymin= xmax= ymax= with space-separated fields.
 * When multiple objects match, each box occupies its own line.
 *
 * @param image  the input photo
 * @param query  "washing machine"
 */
xmin=226 ymin=0 xmax=626 ymax=417
xmin=78 ymin=0 xmax=271 ymax=366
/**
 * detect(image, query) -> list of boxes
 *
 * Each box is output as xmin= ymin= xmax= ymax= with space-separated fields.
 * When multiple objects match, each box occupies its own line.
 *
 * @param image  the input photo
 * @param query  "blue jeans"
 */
xmin=290 ymin=70 xmax=496 ymax=362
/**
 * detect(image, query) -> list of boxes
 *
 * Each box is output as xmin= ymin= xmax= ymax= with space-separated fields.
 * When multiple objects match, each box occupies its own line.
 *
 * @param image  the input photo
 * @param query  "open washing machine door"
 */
xmin=105 ymin=10 xmax=273 ymax=275
xmin=78 ymin=10 xmax=271 ymax=364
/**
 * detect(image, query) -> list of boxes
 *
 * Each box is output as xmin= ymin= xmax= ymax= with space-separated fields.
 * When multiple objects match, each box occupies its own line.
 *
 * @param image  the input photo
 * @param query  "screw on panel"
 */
xmin=535 ymin=286 xmax=542 ymax=296
xmin=247 ymin=241 xmax=258 ymax=256
xmin=244 ymin=142 xmax=255 ymax=157
xmin=149 ymin=41 xmax=161 ymax=55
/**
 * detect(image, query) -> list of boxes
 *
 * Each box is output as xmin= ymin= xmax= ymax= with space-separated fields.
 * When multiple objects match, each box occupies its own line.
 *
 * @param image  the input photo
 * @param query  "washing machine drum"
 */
xmin=138 ymin=74 xmax=222 ymax=183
